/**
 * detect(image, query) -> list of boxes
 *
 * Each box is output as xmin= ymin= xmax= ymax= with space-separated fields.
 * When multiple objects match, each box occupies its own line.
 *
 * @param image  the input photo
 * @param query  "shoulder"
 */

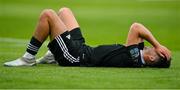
xmin=126 ymin=42 xmax=144 ymax=59
xmin=126 ymin=42 xmax=144 ymax=50
xmin=126 ymin=42 xmax=145 ymax=67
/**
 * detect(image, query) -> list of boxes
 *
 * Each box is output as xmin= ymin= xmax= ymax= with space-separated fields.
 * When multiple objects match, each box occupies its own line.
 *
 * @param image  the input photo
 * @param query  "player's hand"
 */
xmin=155 ymin=45 xmax=171 ymax=60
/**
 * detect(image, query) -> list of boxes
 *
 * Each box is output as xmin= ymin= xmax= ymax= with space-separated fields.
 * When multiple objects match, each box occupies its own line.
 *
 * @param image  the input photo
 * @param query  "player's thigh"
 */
xmin=48 ymin=31 xmax=81 ymax=66
xmin=42 ymin=9 xmax=68 ymax=40
xmin=58 ymin=7 xmax=79 ymax=31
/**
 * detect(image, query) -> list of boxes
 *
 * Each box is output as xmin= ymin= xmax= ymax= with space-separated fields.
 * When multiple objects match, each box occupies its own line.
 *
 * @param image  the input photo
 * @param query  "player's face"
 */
xmin=147 ymin=48 xmax=160 ymax=63
xmin=143 ymin=47 xmax=160 ymax=64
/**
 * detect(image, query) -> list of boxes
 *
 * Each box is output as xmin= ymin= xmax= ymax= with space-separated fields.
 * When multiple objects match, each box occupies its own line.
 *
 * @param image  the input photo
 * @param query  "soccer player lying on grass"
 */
xmin=4 ymin=7 xmax=171 ymax=68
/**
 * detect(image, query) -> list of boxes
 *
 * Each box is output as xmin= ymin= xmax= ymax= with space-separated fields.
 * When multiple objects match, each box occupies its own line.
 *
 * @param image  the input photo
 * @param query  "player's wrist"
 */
xmin=152 ymin=41 xmax=161 ymax=49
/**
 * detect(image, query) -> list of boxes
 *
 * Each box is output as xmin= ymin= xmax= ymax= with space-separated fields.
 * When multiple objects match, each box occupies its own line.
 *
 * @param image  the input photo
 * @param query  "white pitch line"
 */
xmin=0 ymin=37 xmax=49 ymax=56
xmin=0 ymin=37 xmax=49 ymax=45
xmin=0 ymin=37 xmax=28 ymax=44
xmin=0 ymin=52 xmax=22 ymax=55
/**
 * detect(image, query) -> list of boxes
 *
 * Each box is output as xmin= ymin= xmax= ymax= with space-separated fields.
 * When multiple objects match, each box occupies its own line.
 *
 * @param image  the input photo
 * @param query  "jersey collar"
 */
xmin=140 ymin=50 xmax=146 ymax=65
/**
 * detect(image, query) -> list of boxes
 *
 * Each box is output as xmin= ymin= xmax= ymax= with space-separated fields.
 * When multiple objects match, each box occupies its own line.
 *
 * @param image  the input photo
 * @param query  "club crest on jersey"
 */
xmin=130 ymin=48 xmax=139 ymax=59
xmin=66 ymin=34 xmax=71 ymax=39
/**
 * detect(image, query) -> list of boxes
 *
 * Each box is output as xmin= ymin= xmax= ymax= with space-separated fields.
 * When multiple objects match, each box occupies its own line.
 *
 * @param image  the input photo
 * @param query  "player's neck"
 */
xmin=143 ymin=52 xmax=150 ymax=65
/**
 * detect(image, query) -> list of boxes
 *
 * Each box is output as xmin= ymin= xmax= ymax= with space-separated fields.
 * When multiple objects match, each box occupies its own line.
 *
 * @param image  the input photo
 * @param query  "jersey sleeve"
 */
xmin=126 ymin=42 xmax=145 ymax=67
xmin=138 ymin=42 xmax=144 ymax=50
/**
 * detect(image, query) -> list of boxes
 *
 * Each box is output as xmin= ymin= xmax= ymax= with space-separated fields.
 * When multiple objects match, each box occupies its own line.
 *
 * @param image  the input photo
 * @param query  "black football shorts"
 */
xmin=48 ymin=28 xmax=85 ymax=66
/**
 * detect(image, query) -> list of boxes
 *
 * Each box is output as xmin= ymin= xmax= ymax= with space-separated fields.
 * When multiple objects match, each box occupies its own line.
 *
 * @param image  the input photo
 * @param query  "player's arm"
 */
xmin=125 ymin=22 xmax=171 ymax=60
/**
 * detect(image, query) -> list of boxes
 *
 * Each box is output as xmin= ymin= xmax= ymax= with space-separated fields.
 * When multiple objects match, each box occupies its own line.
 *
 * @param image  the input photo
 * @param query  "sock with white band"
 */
xmin=24 ymin=37 xmax=42 ymax=59
xmin=23 ymin=52 xmax=35 ymax=59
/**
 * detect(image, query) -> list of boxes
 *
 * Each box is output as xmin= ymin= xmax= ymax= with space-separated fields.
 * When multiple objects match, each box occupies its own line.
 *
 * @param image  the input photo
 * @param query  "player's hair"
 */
xmin=150 ymin=57 xmax=171 ymax=68
xmin=144 ymin=47 xmax=171 ymax=68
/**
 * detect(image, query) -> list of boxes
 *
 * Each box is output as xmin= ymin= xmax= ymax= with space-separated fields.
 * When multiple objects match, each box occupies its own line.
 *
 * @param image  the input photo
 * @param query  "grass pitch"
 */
xmin=0 ymin=0 xmax=180 ymax=89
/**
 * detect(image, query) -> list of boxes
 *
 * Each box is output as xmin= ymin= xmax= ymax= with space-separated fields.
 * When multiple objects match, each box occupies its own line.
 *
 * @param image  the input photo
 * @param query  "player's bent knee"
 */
xmin=58 ymin=7 xmax=71 ymax=15
xmin=41 ymin=9 xmax=56 ymax=19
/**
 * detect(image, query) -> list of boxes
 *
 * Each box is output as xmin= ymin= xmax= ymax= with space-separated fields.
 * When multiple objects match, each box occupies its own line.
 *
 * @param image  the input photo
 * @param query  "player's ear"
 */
xmin=147 ymin=55 xmax=155 ymax=62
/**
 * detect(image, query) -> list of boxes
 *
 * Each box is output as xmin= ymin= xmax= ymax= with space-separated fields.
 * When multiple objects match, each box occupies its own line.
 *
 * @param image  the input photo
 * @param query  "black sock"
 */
xmin=26 ymin=37 xmax=42 ymax=55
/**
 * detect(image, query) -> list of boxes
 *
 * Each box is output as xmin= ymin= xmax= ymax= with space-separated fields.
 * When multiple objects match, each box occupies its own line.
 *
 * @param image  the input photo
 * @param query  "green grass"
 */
xmin=0 ymin=0 xmax=180 ymax=89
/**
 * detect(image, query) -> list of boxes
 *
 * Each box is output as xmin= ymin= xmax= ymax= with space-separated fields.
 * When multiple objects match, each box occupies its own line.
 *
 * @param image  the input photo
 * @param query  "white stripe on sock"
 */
xmin=27 ymin=46 xmax=38 ymax=52
xmin=28 ymin=43 xmax=38 ymax=50
xmin=27 ymin=43 xmax=39 ymax=52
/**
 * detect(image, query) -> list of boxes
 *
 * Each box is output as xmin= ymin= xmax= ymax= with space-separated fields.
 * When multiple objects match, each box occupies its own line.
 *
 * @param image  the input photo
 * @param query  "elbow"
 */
xmin=129 ymin=22 xmax=142 ymax=36
xmin=130 ymin=22 xmax=142 ymax=31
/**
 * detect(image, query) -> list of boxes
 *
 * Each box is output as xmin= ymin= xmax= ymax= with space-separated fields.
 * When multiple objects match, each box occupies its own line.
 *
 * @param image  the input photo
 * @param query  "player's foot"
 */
xmin=36 ymin=51 xmax=56 ymax=64
xmin=4 ymin=57 xmax=36 ymax=67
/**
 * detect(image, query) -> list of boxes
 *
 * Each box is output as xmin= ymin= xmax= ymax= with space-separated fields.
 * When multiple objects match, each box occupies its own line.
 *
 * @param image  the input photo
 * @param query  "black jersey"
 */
xmin=48 ymin=28 xmax=145 ymax=67
xmin=81 ymin=42 xmax=145 ymax=67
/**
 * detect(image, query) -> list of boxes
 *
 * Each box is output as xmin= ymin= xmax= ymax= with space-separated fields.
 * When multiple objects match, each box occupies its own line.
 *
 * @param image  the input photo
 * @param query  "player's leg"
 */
xmin=36 ymin=50 xmax=56 ymax=64
xmin=58 ymin=7 xmax=85 ymax=43
xmin=4 ymin=9 xmax=68 ymax=66
xmin=58 ymin=7 xmax=79 ymax=31
xmin=37 ymin=7 xmax=82 ymax=64
xmin=35 ymin=9 xmax=67 ymax=41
